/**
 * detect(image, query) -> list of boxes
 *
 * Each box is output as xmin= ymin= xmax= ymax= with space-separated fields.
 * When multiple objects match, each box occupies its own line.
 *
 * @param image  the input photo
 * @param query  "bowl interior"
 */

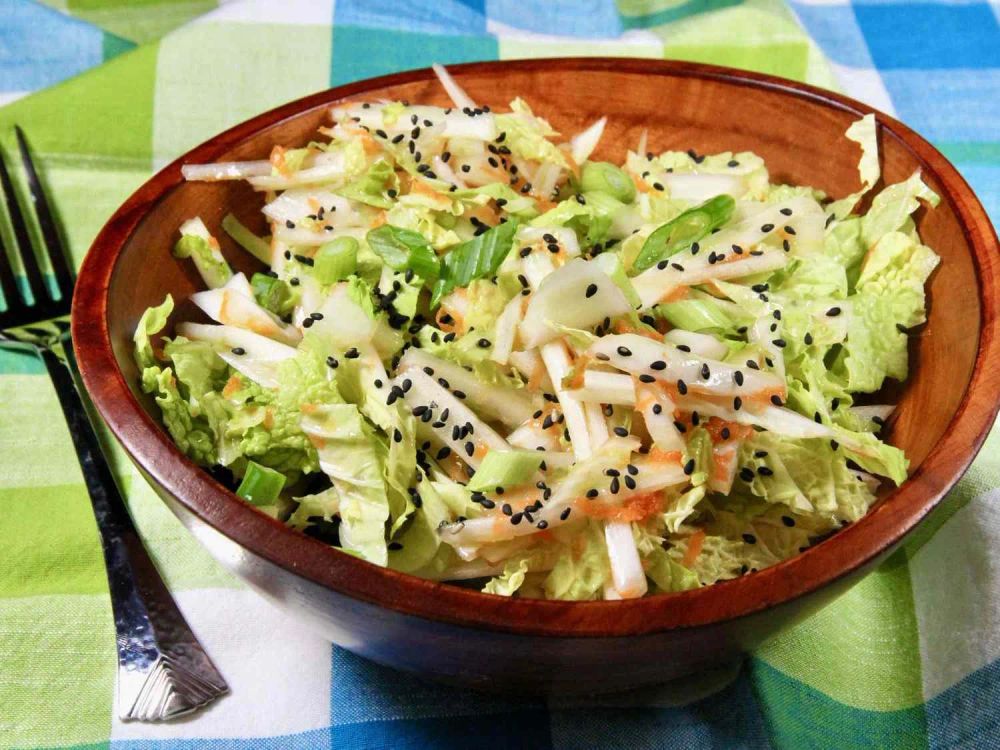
xmin=109 ymin=65 xmax=980 ymax=498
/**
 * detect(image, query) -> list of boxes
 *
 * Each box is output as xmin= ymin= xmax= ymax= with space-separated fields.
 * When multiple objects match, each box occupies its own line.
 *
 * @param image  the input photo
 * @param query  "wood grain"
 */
xmin=71 ymin=59 xmax=1000 ymax=690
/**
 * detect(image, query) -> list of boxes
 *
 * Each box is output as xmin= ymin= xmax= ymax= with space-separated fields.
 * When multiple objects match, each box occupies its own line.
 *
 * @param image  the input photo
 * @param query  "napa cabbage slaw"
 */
xmin=135 ymin=65 xmax=939 ymax=600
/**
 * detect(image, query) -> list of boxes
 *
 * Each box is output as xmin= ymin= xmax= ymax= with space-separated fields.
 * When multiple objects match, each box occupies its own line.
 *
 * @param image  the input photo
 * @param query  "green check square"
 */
xmin=153 ymin=21 xmax=332 ymax=166
xmin=0 ymin=595 xmax=114 ymax=747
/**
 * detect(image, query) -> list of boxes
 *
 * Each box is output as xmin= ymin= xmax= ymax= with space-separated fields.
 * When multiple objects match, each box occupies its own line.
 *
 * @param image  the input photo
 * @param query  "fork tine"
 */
xmin=15 ymin=127 xmax=74 ymax=302
xmin=0 ymin=146 xmax=48 ymax=308
xmin=0 ymin=223 xmax=22 ymax=313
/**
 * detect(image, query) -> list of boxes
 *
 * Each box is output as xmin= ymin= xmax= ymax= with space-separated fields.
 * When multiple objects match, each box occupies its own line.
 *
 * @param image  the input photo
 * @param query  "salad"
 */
xmin=135 ymin=66 xmax=940 ymax=600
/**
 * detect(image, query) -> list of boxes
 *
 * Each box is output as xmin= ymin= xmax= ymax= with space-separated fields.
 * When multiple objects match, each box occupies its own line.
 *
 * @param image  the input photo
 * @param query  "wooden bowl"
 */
xmin=73 ymin=59 xmax=1000 ymax=693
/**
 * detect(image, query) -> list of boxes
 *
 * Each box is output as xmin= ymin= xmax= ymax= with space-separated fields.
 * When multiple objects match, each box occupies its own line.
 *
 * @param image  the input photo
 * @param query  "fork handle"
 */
xmin=40 ymin=347 xmax=228 ymax=721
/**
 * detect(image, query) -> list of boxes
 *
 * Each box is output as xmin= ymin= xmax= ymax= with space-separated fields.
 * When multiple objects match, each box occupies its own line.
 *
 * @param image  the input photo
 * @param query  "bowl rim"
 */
xmin=73 ymin=58 xmax=1000 ymax=638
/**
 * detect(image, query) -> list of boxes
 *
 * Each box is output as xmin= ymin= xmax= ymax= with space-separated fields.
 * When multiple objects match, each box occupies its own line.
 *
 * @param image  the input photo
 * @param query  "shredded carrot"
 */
xmin=307 ymin=197 xmax=322 ymax=213
xmin=613 ymin=319 xmax=662 ymax=341
xmin=222 ymin=374 xmax=242 ymax=399
xmin=527 ymin=363 xmax=546 ymax=391
xmin=567 ymin=355 xmax=591 ymax=390
xmin=370 ymin=211 xmax=388 ymax=229
xmin=262 ymin=408 xmax=275 ymax=431
xmin=300 ymin=403 xmax=318 ymax=415
xmin=465 ymin=202 xmax=498 ymax=226
xmin=630 ymin=172 xmax=652 ymax=194
xmin=646 ymin=447 xmax=682 ymax=465
xmin=307 ymin=434 xmax=327 ymax=450
xmin=711 ymin=450 xmax=735 ymax=483
xmin=659 ymin=285 xmax=690 ymax=303
xmin=682 ymin=529 xmax=706 ymax=567
xmin=580 ymin=491 xmax=665 ymax=522
xmin=747 ymin=386 xmax=787 ymax=408
xmin=269 ymin=145 xmax=291 ymax=177
xmin=703 ymin=416 xmax=754 ymax=443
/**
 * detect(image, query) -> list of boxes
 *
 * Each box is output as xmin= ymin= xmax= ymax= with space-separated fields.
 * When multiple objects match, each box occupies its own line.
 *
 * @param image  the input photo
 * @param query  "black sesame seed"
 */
xmin=560 ymin=508 xmax=572 ymax=521
xmin=609 ymin=477 xmax=620 ymax=494
xmin=701 ymin=363 xmax=711 ymax=380
xmin=639 ymin=374 xmax=656 ymax=383
xmin=733 ymin=396 xmax=743 ymax=410
xmin=826 ymin=306 xmax=842 ymax=317
xmin=782 ymin=515 xmax=795 ymax=527
xmin=757 ymin=466 xmax=774 ymax=476
xmin=677 ymin=379 xmax=688 ymax=395
xmin=326 ymin=355 xmax=339 ymax=369
xmin=477 ymin=338 xmax=491 ymax=348
xmin=285 ymin=220 xmax=295 ymax=229
xmin=586 ymin=488 xmax=599 ymax=499
xmin=747 ymin=360 xmax=760 ymax=370
xmin=231 ymin=347 xmax=246 ymax=355
xmin=344 ymin=347 xmax=360 ymax=359
xmin=624 ymin=475 xmax=637 ymax=490
xmin=585 ymin=283 xmax=598 ymax=298
xmin=511 ymin=512 xmax=523 ymax=525
xmin=734 ymin=371 xmax=744 ymax=387
xmin=677 ymin=345 xmax=691 ymax=353
xmin=613 ymin=426 xmax=629 ymax=437
xmin=727 ymin=159 xmax=739 ymax=167
xmin=804 ymin=332 xmax=814 ymax=346
xmin=453 ymin=390 xmax=466 ymax=399
xmin=674 ymin=421 xmax=687 ymax=433
xmin=742 ymin=533 xmax=757 ymax=544
xmin=617 ymin=346 xmax=632 ymax=357
xmin=650 ymin=360 xmax=666 ymax=371
xmin=464 ymin=442 xmax=475 ymax=457
xmin=683 ymin=459 xmax=696 ymax=475
xmin=739 ymin=467 xmax=755 ymax=482
xmin=720 ymin=427 xmax=731 ymax=440
xmin=772 ymin=338 xmax=787 ymax=348
xmin=761 ymin=223 xmax=774 ymax=233
xmin=652 ymin=403 xmax=663 ymax=415
xmin=770 ymin=395 xmax=783 ymax=406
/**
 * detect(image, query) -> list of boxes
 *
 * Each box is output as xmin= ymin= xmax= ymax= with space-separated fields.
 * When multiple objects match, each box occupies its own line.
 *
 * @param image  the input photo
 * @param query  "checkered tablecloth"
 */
xmin=0 ymin=1 xmax=997 ymax=747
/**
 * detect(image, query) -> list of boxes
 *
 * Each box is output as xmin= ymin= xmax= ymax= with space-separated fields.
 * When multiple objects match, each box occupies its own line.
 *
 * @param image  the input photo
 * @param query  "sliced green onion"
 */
xmin=366 ymin=225 xmax=441 ymax=282
xmin=430 ymin=219 xmax=518 ymax=308
xmin=314 ymin=236 xmax=359 ymax=284
xmin=467 ymin=449 xmax=545 ymax=492
xmin=632 ymin=195 xmax=735 ymax=273
xmin=251 ymin=273 xmax=295 ymax=316
xmin=656 ymin=299 xmax=734 ymax=332
xmin=222 ymin=213 xmax=271 ymax=264
xmin=579 ymin=161 xmax=636 ymax=203
xmin=236 ymin=461 xmax=287 ymax=506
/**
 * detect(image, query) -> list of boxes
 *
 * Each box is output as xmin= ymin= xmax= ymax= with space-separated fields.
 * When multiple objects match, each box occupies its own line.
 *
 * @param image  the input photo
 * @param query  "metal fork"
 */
xmin=0 ymin=128 xmax=228 ymax=721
